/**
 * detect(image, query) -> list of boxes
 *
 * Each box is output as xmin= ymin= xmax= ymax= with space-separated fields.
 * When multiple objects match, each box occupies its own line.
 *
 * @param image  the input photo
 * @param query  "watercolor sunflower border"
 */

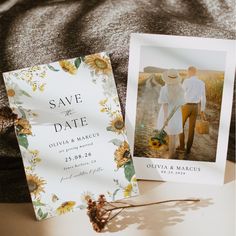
xmin=83 ymin=52 xmax=139 ymax=200
xmin=3 ymin=62 xmax=82 ymax=220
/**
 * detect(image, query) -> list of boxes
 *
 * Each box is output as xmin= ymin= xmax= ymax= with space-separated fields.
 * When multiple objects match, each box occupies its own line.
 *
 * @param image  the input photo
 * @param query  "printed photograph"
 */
xmin=134 ymin=46 xmax=226 ymax=162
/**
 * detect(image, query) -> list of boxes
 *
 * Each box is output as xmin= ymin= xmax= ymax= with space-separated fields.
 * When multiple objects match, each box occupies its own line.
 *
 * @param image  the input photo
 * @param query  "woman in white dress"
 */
xmin=157 ymin=69 xmax=185 ymax=158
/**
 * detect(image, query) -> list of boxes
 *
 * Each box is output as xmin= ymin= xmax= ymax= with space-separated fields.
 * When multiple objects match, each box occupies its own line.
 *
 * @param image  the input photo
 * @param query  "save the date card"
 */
xmin=3 ymin=52 xmax=139 ymax=220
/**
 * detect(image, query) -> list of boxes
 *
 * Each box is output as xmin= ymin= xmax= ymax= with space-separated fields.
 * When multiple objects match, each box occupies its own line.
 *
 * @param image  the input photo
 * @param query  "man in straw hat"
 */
xmin=179 ymin=66 xmax=206 ymax=155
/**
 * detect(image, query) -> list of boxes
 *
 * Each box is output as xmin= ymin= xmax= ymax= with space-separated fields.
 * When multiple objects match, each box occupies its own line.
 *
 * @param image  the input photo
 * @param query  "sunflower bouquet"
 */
xmin=149 ymin=129 xmax=168 ymax=151
xmin=149 ymin=105 xmax=180 ymax=151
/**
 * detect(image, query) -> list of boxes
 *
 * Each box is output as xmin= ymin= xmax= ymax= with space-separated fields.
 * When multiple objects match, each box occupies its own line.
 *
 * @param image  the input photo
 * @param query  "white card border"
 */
xmin=125 ymin=33 xmax=235 ymax=185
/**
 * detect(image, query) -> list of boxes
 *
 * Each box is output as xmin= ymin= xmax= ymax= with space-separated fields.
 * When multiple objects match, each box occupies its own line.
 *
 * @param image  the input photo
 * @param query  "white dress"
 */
xmin=157 ymin=85 xmax=185 ymax=135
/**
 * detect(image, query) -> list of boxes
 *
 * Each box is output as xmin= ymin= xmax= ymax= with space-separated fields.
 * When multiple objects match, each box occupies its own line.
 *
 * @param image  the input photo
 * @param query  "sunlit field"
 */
xmin=134 ymin=69 xmax=224 ymax=162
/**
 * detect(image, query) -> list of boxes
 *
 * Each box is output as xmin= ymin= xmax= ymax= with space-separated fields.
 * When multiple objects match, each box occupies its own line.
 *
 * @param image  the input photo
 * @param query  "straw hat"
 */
xmin=163 ymin=69 xmax=181 ymax=85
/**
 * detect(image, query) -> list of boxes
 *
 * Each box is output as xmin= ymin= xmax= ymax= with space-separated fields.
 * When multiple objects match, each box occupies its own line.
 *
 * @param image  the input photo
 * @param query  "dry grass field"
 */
xmin=134 ymin=70 xmax=224 ymax=162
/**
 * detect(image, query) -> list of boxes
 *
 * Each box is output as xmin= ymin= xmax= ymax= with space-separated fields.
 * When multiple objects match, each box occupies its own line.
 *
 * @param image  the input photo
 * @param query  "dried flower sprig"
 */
xmin=87 ymin=194 xmax=200 ymax=232
xmin=0 ymin=106 xmax=18 ymax=134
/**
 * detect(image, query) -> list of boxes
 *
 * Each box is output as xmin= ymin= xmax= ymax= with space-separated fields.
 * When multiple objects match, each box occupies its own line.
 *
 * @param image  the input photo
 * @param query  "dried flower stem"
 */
xmin=87 ymin=195 xmax=200 ymax=233
xmin=108 ymin=208 xmax=124 ymax=222
xmin=107 ymin=198 xmax=200 ymax=212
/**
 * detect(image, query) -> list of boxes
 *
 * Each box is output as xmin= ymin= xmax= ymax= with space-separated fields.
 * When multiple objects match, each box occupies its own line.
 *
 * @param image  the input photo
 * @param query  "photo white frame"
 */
xmin=125 ymin=33 xmax=235 ymax=185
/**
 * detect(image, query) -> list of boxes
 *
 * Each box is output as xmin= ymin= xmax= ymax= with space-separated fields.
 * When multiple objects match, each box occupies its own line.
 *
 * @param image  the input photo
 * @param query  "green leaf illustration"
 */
xmin=41 ymin=212 xmax=48 ymax=220
xmin=124 ymin=162 xmax=135 ymax=182
xmin=18 ymin=107 xmax=26 ymax=118
xmin=47 ymin=64 xmax=59 ymax=72
xmin=81 ymin=56 xmax=85 ymax=62
xmin=112 ymin=188 xmax=120 ymax=201
xmin=37 ymin=208 xmax=43 ymax=218
xmin=74 ymin=57 xmax=81 ymax=68
xmin=33 ymin=200 xmax=45 ymax=207
xmin=109 ymin=139 xmax=123 ymax=146
xmin=20 ymin=90 xmax=31 ymax=97
xmin=17 ymin=134 xmax=29 ymax=149
xmin=106 ymin=126 xmax=114 ymax=132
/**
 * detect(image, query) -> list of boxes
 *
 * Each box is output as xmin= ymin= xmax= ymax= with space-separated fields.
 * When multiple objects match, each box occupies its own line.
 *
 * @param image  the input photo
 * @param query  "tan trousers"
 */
xmin=179 ymin=104 xmax=198 ymax=152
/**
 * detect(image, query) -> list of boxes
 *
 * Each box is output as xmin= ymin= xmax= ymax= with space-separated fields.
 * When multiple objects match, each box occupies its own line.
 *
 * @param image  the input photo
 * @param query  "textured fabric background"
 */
xmin=0 ymin=0 xmax=235 ymax=202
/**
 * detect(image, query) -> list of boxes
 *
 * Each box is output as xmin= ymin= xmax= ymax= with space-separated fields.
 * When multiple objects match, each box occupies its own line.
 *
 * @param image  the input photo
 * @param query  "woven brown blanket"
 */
xmin=0 ymin=0 xmax=235 ymax=202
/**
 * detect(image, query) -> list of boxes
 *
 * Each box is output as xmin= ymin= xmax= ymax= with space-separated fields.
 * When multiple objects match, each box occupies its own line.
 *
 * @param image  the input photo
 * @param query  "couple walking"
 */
xmin=157 ymin=66 xmax=206 ymax=159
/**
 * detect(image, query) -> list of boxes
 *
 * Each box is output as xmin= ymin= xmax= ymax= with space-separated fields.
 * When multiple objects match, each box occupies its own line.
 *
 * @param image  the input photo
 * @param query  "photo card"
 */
xmin=125 ymin=33 xmax=235 ymax=185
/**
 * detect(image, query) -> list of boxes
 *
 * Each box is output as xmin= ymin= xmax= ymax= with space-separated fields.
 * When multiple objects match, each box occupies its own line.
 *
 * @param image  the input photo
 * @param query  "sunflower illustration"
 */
xmin=59 ymin=60 xmax=77 ymax=75
xmin=114 ymin=141 xmax=131 ymax=168
xmin=110 ymin=115 xmax=125 ymax=134
xmin=26 ymin=174 xmax=46 ymax=198
xmin=56 ymin=201 xmax=76 ymax=215
xmin=15 ymin=118 xmax=32 ymax=135
xmin=123 ymin=183 xmax=133 ymax=197
xmin=84 ymin=54 xmax=112 ymax=75
xmin=7 ymin=88 xmax=16 ymax=97
xmin=6 ymin=82 xmax=22 ymax=101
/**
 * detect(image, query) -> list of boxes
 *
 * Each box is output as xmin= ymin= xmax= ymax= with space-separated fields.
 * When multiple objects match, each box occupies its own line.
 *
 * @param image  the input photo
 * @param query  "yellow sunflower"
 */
xmin=59 ymin=60 xmax=77 ymax=75
xmin=110 ymin=115 xmax=125 ymax=134
xmin=84 ymin=54 xmax=112 ymax=75
xmin=15 ymin=118 xmax=32 ymax=135
xmin=56 ymin=201 xmax=76 ymax=215
xmin=149 ymin=138 xmax=161 ymax=150
xmin=148 ymin=137 xmax=168 ymax=151
xmin=114 ymin=141 xmax=131 ymax=168
xmin=26 ymin=174 xmax=46 ymax=198
xmin=124 ymin=183 xmax=133 ymax=197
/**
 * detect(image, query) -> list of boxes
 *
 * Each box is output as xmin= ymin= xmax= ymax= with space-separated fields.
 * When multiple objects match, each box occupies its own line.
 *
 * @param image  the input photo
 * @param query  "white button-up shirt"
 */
xmin=182 ymin=76 xmax=206 ymax=111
